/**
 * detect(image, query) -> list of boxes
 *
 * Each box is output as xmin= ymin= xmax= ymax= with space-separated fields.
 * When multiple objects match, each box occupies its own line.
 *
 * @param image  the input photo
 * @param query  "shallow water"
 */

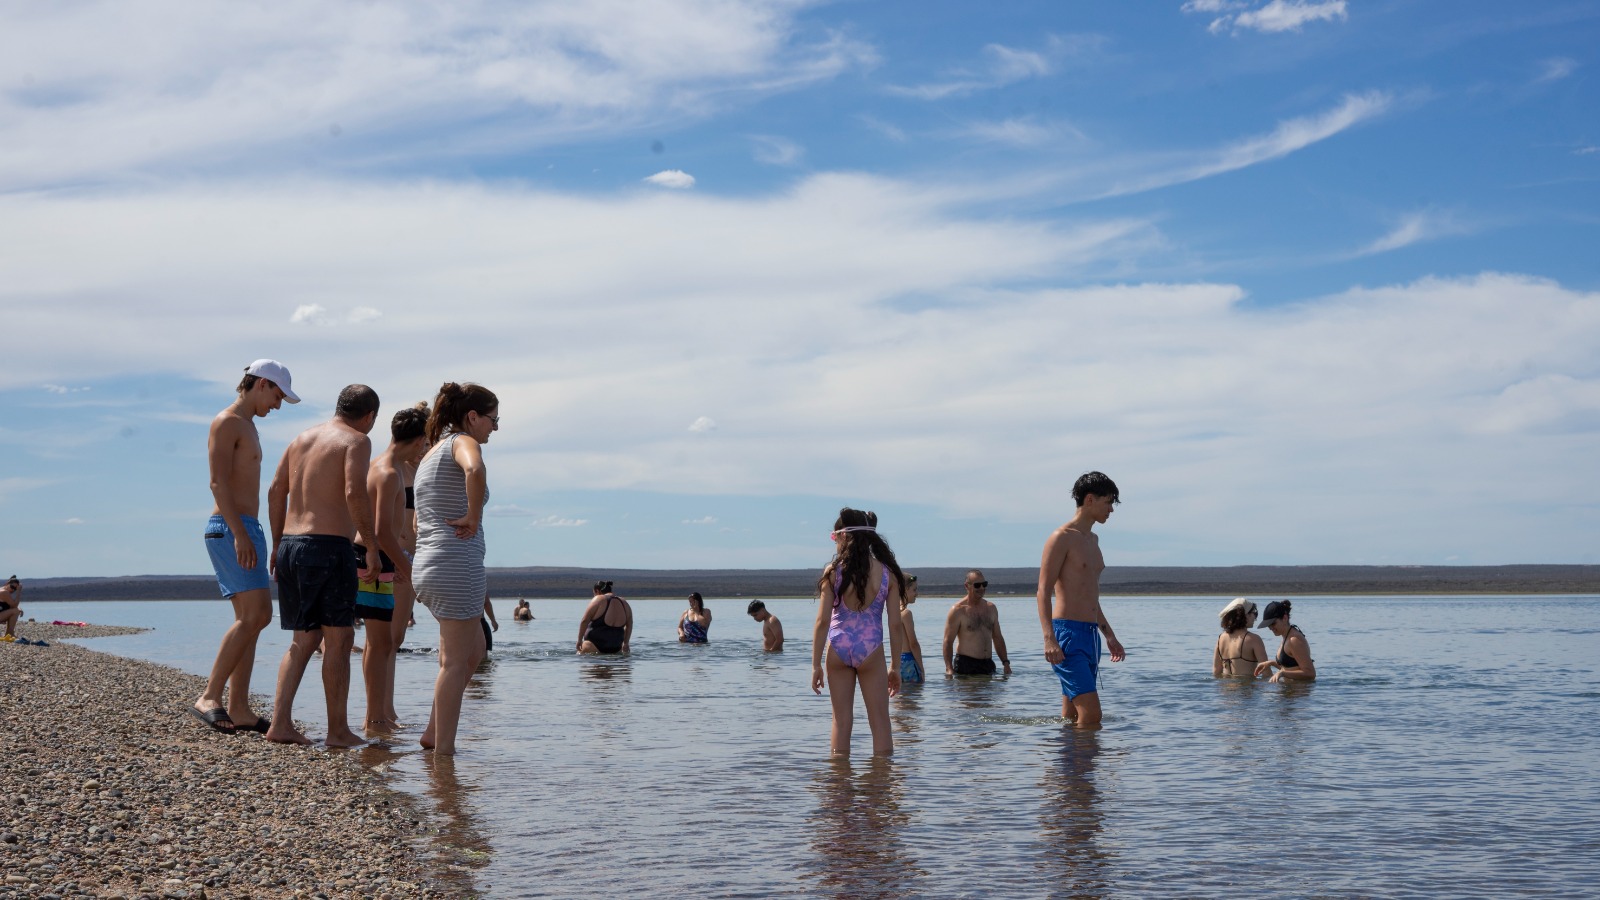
xmin=32 ymin=595 xmax=1600 ymax=898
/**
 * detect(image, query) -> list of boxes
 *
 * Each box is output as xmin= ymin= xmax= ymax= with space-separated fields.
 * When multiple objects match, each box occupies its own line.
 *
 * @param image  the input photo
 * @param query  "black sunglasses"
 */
xmin=968 ymin=581 xmax=989 ymax=589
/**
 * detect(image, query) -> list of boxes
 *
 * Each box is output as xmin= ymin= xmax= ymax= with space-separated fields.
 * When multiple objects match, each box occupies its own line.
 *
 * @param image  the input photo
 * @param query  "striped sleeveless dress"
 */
xmin=412 ymin=432 xmax=488 ymax=620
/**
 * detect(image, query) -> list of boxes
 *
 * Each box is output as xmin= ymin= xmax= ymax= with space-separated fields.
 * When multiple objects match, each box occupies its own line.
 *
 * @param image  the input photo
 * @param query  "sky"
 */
xmin=2 ymin=1 xmax=1597 ymax=578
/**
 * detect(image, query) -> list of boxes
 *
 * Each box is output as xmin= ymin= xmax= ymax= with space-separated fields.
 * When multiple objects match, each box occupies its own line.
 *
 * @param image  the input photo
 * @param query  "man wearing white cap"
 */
xmin=192 ymin=359 xmax=300 ymax=734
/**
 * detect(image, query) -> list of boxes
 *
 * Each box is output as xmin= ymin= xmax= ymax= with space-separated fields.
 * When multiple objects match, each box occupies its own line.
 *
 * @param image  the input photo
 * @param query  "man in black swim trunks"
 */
xmin=943 ymin=569 xmax=1012 ymax=677
xmin=266 ymin=385 xmax=384 ymax=748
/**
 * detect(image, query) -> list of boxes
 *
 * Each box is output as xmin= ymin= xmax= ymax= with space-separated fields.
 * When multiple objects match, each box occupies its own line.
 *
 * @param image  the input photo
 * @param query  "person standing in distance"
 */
xmin=411 ymin=382 xmax=499 ymax=755
xmin=1035 ymin=472 xmax=1127 ymax=727
xmin=192 ymin=360 xmax=298 ymax=734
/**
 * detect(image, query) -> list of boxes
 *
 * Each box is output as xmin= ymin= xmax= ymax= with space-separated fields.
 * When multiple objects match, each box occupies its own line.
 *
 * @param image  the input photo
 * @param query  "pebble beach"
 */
xmin=0 ymin=622 xmax=463 ymax=900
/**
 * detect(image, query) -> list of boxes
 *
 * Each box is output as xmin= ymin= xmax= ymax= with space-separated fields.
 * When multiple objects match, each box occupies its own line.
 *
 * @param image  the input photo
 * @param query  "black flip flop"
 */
xmin=236 ymin=716 xmax=271 ymax=734
xmin=188 ymin=706 xmax=236 ymax=733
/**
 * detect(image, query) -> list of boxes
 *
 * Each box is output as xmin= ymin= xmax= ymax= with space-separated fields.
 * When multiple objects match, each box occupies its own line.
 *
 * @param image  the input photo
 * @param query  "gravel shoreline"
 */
xmin=1 ymin=624 xmax=469 ymax=899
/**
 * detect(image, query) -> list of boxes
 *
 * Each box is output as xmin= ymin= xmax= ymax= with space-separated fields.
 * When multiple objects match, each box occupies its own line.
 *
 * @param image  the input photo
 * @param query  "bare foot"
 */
xmin=419 ymin=731 xmax=436 ymax=751
xmin=265 ymin=725 xmax=313 ymax=745
xmin=364 ymin=718 xmax=399 ymax=733
xmin=325 ymin=728 xmax=368 ymax=748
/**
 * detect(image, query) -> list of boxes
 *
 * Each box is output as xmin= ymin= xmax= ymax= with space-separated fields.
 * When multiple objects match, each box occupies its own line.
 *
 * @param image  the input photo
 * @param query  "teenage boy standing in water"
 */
xmin=1036 ymin=472 xmax=1126 ymax=726
xmin=192 ymin=360 xmax=299 ymax=734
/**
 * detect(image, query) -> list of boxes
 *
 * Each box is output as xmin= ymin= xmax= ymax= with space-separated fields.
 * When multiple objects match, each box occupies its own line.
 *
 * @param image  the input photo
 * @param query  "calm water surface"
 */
xmin=35 ymin=595 xmax=1600 ymax=898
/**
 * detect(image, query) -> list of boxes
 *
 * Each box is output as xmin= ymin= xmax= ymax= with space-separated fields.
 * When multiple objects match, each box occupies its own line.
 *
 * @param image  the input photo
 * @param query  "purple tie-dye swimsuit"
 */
xmin=827 ymin=566 xmax=890 ymax=668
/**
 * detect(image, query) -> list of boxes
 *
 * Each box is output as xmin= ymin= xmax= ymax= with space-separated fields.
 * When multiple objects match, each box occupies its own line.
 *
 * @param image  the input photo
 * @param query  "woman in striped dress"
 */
xmin=412 ymin=382 xmax=498 ymax=755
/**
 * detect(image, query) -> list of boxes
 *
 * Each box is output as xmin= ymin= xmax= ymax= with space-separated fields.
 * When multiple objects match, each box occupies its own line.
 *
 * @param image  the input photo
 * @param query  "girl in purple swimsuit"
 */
xmin=810 ymin=508 xmax=909 ymax=757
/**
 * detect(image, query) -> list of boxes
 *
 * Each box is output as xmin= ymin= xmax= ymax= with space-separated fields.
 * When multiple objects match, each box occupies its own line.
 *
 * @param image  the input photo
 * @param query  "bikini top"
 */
xmin=1277 ymin=626 xmax=1307 ymax=667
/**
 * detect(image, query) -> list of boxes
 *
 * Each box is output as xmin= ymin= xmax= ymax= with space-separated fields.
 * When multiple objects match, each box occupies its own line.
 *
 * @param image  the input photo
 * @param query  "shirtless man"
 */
xmin=1036 ymin=471 xmax=1127 ymax=726
xmin=943 ymin=570 xmax=1012 ymax=677
xmin=747 ymin=600 xmax=784 ymax=651
xmin=354 ymin=404 xmax=427 ymax=732
xmin=265 ymin=384 xmax=386 ymax=747
xmin=192 ymin=361 xmax=298 ymax=733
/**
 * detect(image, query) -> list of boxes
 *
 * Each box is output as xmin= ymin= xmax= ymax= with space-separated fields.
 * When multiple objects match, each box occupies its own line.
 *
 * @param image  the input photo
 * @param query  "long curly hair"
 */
xmin=816 ymin=508 xmax=907 ymax=611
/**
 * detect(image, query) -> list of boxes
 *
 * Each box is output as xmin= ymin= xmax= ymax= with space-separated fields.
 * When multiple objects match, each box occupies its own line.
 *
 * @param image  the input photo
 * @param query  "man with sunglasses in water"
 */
xmin=942 ymin=569 xmax=1011 ymax=677
xmin=1035 ymin=471 xmax=1127 ymax=727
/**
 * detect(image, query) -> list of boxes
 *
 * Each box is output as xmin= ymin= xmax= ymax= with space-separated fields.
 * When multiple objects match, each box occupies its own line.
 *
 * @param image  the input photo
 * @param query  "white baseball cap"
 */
xmin=244 ymin=359 xmax=301 ymax=403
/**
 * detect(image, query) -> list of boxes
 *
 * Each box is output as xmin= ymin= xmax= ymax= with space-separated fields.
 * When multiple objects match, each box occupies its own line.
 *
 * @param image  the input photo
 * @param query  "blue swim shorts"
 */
xmin=1052 ymin=619 xmax=1102 ymax=699
xmin=899 ymin=650 xmax=924 ymax=683
xmin=204 ymin=515 xmax=271 ymax=598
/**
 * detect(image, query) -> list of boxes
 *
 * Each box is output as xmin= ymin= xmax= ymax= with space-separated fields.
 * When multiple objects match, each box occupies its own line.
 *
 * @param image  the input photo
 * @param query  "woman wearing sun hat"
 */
xmin=1254 ymin=600 xmax=1316 ymax=682
xmin=1212 ymin=597 xmax=1267 ymax=677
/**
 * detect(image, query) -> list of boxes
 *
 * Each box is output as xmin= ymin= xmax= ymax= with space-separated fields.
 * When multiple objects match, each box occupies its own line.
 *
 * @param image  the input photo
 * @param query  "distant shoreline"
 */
xmin=24 ymin=564 xmax=1600 ymax=601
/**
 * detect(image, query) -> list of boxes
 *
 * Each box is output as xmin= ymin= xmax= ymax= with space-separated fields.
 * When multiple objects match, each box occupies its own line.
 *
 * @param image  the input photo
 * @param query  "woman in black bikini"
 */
xmin=1254 ymin=599 xmax=1315 ymax=682
xmin=1212 ymin=597 xmax=1267 ymax=677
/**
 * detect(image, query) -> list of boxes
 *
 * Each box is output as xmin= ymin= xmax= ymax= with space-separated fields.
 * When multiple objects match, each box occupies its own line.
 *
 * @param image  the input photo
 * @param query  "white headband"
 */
xmin=831 ymin=526 xmax=877 ymax=535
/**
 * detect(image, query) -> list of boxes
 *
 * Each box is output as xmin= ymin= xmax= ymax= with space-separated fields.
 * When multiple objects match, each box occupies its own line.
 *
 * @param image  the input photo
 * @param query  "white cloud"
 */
xmin=857 ymin=114 xmax=908 ymax=143
xmin=749 ymin=135 xmax=804 ymax=166
xmin=1576 ymin=146 xmax=1599 ymax=156
xmin=530 ymin=515 xmax=588 ymax=528
xmin=887 ymin=41 xmax=1055 ymax=100
xmin=957 ymin=117 xmax=1085 ymax=148
xmin=683 ymin=516 xmax=718 ymax=525
xmin=0 ymin=1 xmax=876 ymax=191
xmin=42 ymin=384 xmax=91 ymax=394
xmin=645 ymin=169 xmax=696 ymax=189
xmin=1355 ymin=210 xmax=1473 ymax=256
xmin=485 ymin=504 xmax=537 ymax=517
xmin=0 ymin=477 xmax=54 ymax=501
xmin=688 ymin=416 xmax=718 ymax=433
xmin=1188 ymin=1 xmax=1348 ymax=35
xmin=1535 ymin=57 xmax=1578 ymax=84
xmin=64 ymin=517 xmax=85 ymax=525
xmin=291 ymin=303 xmax=386 ymax=326
xmin=2 ymin=174 xmax=1596 ymax=563
xmin=1079 ymin=91 xmax=1391 ymax=200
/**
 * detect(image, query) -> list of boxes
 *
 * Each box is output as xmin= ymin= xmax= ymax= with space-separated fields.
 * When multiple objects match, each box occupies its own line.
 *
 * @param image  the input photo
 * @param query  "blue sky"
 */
xmin=2 ymin=1 xmax=1597 ymax=578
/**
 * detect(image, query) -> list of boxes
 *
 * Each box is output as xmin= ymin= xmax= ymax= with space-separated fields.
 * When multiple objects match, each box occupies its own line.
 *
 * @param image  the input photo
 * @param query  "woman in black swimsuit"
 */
xmin=577 ymin=580 xmax=632 ymax=654
xmin=1254 ymin=599 xmax=1315 ymax=682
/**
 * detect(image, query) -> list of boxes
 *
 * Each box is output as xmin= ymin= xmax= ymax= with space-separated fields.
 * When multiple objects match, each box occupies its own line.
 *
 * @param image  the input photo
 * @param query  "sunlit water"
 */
xmin=31 ymin=595 xmax=1600 ymax=898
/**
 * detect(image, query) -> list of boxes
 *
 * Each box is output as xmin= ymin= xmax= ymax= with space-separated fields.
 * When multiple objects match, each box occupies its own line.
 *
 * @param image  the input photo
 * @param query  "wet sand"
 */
xmin=0 ymin=623 xmax=461 ymax=899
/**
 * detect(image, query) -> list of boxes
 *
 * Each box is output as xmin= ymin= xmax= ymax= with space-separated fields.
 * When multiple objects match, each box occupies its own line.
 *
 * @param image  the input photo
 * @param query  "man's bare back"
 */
xmin=274 ymin=420 xmax=374 ymax=540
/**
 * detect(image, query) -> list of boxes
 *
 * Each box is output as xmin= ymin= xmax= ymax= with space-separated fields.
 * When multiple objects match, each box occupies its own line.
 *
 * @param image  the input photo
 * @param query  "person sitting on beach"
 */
xmin=578 ymin=581 xmax=632 ymax=654
xmin=0 ymin=576 xmax=22 ymax=641
xmin=355 ymin=403 xmax=429 ymax=733
xmin=1213 ymin=597 xmax=1267 ymax=677
xmin=679 ymin=592 xmax=711 ymax=643
xmin=513 ymin=599 xmax=533 ymax=622
xmin=898 ymin=574 xmax=926 ymax=684
xmin=943 ymin=570 xmax=1011 ymax=677
xmin=811 ymin=508 xmax=908 ymax=757
xmin=747 ymin=600 xmax=783 ymax=651
xmin=266 ymin=384 xmax=384 ymax=748
xmin=1255 ymin=600 xmax=1316 ymax=682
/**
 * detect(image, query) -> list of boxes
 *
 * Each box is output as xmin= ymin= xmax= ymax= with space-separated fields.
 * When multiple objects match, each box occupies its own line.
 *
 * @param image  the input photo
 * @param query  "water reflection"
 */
xmin=1036 ymin=728 xmax=1109 ymax=899
xmin=805 ymin=757 xmax=925 ymax=898
xmin=421 ymin=753 xmax=493 ymax=896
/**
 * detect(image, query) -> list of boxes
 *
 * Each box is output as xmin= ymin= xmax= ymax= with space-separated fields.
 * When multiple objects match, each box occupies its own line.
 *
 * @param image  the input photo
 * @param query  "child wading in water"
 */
xmin=811 ymin=508 xmax=908 ymax=757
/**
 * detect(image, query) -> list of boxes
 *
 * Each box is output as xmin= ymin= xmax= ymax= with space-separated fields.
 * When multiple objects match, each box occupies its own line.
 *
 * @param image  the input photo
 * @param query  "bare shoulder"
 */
xmin=209 ymin=409 xmax=250 ymax=442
